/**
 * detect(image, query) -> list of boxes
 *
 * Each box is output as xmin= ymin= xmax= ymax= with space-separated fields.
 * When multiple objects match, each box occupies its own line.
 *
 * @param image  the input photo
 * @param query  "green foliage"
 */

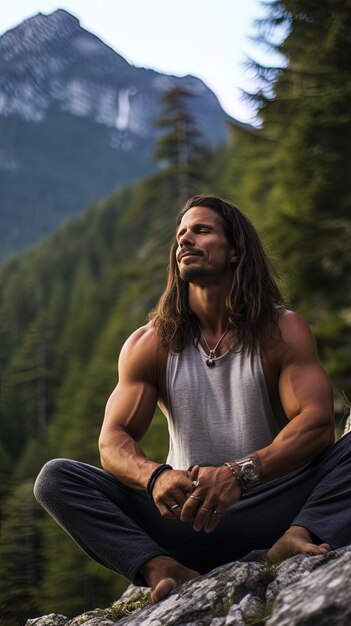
xmin=110 ymin=591 xmax=152 ymax=619
xmin=255 ymin=1 xmax=351 ymax=310
xmin=154 ymin=84 xmax=207 ymax=202
xmin=0 ymin=439 xmax=12 ymax=502
xmin=221 ymin=0 xmax=351 ymax=398
xmin=212 ymin=592 xmax=239 ymax=617
xmin=0 ymin=160 xmax=196 ymax=621
xmin=0 ymin=111 xmax=154 ymax=261
xmin=38 ymin=518 xmax=126 ymax=617
xmin=244 ymin=597 xmax=275 ymax=626
xmin=0 ymin=482 xmax=43 ymax=625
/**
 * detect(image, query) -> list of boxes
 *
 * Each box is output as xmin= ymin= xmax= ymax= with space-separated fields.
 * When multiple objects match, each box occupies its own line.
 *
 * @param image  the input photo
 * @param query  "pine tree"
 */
xmin=243 ymin=0 xmax=351 ymax=396
xmin=154 ymin=84 xmax=206 ymax=203
xmin=251 ymin=0 xmax=351 ymax=310
xmin=0 ymin=482 xmax=43 ymax=625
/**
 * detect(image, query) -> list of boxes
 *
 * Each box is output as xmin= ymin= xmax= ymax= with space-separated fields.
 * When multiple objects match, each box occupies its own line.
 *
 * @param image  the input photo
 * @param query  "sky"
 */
xmin=0 ymin=0 xmax=275 ymax=123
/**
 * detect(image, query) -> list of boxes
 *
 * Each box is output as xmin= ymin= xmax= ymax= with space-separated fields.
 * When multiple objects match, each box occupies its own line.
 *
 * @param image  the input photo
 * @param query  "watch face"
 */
xmin=242 ymin=462 xmax=259 ymax=482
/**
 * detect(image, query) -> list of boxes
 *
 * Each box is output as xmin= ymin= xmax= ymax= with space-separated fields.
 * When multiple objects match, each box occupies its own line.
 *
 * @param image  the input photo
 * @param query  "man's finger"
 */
xmin=161 ymin=487 xmax=190 ymax=508
xmin=188 ymin=494 xmax=202 ymax=504
xmin=168 ymin=503 xmax=182 ymax=517
xmin=156 ymin=499 xmax=182 ymax=519
xmin=204 ymin=509 xmax=224 ymax=533
xmin=193 ymin=506 xmax=212 ymax=532
xmin=152 ymin=471 xmax=193 ymax=504
xmin=180 ymin=492 xmax=203 ymax=522
xmin=190 ymin=465 xmax=200 ymax=481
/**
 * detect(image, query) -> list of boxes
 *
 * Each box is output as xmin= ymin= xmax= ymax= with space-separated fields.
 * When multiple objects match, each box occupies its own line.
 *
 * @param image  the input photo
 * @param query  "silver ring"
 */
xmin=199 ymin=507 xmax=211 ymax=513
xmin=192 ymin=479 xmax=200 ymax=488
xmin=170 ymin=504 xmax=180 ymax=510
xmin=189 ymin=495 xmax=202 ymax=503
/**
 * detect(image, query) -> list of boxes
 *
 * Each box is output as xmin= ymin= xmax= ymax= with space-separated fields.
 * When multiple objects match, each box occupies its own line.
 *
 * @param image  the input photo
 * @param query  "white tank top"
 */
xmin=165 ymin=343 xmax=287 ymax=469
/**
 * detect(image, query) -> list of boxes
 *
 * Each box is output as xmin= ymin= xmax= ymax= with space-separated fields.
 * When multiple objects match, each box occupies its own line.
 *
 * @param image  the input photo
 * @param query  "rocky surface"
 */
xmin=26 ymin=545 xmax=351 ymax=626
xmin=343 ymin=407 xmax=351 ymax=436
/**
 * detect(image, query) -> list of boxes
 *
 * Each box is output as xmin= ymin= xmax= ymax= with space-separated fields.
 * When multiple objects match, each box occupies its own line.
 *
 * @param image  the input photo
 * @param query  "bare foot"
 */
xmin=140 ymin=555 xmax=200 ymax=603
xmin=267 ymin=525 xmax=332 ymax=560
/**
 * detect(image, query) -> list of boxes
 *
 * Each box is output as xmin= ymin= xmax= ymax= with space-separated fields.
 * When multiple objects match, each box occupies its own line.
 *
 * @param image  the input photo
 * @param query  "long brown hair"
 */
xmin=149 ymin=194 xmax=286 ymax=353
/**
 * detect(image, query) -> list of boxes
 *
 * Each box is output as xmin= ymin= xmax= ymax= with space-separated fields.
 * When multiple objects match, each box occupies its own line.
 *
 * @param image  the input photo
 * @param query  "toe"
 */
xmin=151 ymin=578 xmax=176 ymax=604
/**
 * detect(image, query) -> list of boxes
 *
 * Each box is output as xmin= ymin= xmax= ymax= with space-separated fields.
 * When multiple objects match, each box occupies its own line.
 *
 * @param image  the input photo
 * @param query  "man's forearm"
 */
xmin=99 ymin=426 xmax=159 ymax=490
xmin=251 ymin=411 xmax=334 ymax=484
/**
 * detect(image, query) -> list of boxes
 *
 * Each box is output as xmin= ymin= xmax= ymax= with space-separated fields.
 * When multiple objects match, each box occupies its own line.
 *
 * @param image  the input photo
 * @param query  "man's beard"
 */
xmin=179 ymin=266 xmax=210 ymax=283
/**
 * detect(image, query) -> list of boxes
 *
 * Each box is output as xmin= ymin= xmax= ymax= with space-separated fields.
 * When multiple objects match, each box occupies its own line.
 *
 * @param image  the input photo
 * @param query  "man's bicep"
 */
xmin=279 ymin=359 xmax=334 ymax=422
xmin=101 ymin=328 xmax=160 ymax=442
xmin=102 ymin=379 xmax=158 ymax=442
xmin=277 ymin=313 xmax=334 ymax=424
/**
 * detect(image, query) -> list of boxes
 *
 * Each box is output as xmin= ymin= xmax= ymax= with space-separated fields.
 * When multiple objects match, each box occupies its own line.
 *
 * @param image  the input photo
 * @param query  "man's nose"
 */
xmin=179 ymin=230 xmax=194 ymax=246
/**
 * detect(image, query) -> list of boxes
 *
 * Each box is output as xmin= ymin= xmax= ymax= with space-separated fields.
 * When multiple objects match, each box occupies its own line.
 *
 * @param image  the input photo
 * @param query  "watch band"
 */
xmin=223 ymin=461 xmax=243 ymax=493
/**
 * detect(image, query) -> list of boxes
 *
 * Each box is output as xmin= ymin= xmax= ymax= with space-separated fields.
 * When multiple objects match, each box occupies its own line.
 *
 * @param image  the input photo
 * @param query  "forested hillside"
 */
xmin=1 ymin=1 xmax=351 ymax=623
xmin=0 ymin=182 xmax=179 ymax=621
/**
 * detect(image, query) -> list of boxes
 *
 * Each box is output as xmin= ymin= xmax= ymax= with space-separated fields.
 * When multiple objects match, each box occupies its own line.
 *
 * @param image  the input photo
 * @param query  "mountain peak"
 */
xmin=0 ymin=9 xmax=231 ymax=260
xmin=0 ymin=10 xmax=81 ymax=63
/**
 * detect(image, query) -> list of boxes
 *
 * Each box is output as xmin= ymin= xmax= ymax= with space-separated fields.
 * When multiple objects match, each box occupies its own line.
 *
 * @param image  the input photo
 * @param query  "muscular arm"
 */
xmin=99 ymin=326 xmax=160 ymax=490
xmin=256 ymin=310 xmax=335 ymax=480
xmin=99 ymin=324 xmax=193 ymax=512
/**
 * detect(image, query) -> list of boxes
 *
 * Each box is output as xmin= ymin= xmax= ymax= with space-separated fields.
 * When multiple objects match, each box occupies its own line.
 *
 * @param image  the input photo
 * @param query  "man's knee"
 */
xmin=34 ymin=458 xmax=74 ymax=507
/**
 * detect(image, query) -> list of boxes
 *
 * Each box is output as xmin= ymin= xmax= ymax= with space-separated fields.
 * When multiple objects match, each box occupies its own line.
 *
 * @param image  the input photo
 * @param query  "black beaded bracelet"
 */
xmin=146 ymin=463 xmax=173 ymax=500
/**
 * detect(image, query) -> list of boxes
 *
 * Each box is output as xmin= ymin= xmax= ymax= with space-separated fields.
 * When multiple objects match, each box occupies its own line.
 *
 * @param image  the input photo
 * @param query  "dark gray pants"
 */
xmin=34 ymin=433 xmax=351 ymax=585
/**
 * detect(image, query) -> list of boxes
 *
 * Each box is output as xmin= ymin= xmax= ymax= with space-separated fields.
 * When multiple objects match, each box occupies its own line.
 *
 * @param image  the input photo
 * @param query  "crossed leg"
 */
xmin=34 ymin=434 xmax=351 ymax=603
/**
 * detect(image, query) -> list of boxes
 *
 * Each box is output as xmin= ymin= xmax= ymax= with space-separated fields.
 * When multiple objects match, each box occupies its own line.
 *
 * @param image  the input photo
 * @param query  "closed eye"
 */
xmin=176 ymin=223 xmax=214 ymax=241
xmin=196 ymin=224 xmax=213 ymax=234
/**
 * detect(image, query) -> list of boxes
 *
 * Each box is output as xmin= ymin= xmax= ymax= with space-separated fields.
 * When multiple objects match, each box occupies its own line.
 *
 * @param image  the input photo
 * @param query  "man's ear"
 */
xmin=230 ymin=250 xmax=239 ymax=264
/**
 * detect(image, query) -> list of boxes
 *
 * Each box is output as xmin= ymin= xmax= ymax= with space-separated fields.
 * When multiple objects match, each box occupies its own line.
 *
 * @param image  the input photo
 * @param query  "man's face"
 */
xmin=176 ymin=206 xmax=237 ymax=283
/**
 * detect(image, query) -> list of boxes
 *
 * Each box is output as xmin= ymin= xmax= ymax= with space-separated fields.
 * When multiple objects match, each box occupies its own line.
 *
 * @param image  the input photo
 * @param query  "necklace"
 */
xmin=200 ymin=328 xmax=230 ymax=368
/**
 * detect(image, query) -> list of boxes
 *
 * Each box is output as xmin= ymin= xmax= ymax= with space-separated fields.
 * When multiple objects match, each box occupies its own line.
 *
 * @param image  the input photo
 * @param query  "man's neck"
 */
xmin=188 ymin=283 xmax=230 ymax=335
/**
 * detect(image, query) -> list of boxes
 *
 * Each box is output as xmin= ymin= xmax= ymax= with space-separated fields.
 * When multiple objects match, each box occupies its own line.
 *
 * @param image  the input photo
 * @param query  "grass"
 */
xmin=244 ymin=597 xmax=276 ymax=626
xmin=110 ymin=591 xmax=152 ymax=620
xmin=212 ymin=592 xmax=239 ymax=617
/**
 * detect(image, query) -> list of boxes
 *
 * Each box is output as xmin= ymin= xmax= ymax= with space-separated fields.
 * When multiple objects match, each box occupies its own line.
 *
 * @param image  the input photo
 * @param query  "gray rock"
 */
xmin=25 ymin=546 xmax=351 ymax=626
xmin=266 ymin=550 xmax=351 ymax=626
xmin=112 ymin=561 xmax=266 ymax=626
xmin=67 ymin=608 xmax=115 ymax=625
xmin=266 ymin=545 xmax=351 ymax=603
xmin=26 ymin=616 xmax=68 ymax=626
xmin=118 ymin=585 xmax=150 ymax=603
xmin=224 ymin=592 xmax=264 ymax=626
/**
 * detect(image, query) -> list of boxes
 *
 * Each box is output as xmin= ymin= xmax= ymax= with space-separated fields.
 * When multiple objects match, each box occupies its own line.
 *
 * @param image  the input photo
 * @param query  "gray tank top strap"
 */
xmin=165 ymin=343 xmax=286 ymax=469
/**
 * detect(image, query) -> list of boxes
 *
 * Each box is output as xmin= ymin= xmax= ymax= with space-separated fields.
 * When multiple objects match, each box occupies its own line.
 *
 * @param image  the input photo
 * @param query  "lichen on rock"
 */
xmin=26 ymin=545 xmax=351 ymax=626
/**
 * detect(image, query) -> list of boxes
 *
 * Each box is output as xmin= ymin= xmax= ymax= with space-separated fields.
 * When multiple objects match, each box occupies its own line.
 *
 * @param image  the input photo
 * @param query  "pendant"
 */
xmin=201 ymin=329 xmax=229 ymax=369
xmin=206 ymin=357 xmax=216 ymax=367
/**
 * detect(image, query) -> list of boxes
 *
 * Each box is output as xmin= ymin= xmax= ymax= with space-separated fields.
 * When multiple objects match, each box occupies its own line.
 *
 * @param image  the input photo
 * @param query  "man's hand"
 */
xmin=152 ymin=469 xmax=194 ymax=519
xmin=180 ymin=465 xmax=241 ymax=533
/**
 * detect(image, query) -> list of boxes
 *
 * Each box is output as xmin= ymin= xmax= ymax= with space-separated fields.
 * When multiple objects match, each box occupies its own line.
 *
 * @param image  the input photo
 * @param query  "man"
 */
xmin=35 ymin=195 xmax=351 ymax=604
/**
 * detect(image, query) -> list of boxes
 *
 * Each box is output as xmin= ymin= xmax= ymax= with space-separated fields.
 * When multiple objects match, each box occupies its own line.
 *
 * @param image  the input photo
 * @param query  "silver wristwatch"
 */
xmin=235 ymin=457 xmax=261 ymax=493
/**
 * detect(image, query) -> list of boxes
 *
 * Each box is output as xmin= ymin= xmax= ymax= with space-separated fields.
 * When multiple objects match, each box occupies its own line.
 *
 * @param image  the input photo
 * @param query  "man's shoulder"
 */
xmin=269 ymin=308 xmax=317 ymax=366
xmin=126 ymin=321 xmax=157 ymax=346
xmin=276 ymin=308 xmax=314 ymax=344
xmin=119 ymin=322 xmax=168 ymax=379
